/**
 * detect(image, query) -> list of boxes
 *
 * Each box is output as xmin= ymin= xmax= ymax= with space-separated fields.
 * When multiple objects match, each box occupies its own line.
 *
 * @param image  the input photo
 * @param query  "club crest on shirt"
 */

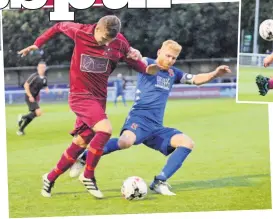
xmin=131 ymin=123 xmax=138 ymax=130
xmin=168 ymin=69 xmax=174 ymax=77
xmin=80 ymin=54 xmax=109 ymax=73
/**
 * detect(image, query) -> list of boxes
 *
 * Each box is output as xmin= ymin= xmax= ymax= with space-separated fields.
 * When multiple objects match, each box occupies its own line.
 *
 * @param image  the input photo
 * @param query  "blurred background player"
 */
xmin=69 ymin=40 xmax=231 ymax=195
xmin=17 ymin=61 xmax=49 ymax=136
xmin=114 ymin=73 xmax=127 ymax=106
xmin=256 ymin=52 xmax=273 ymax=96
xmin=18 ymin=15 xmax=155 ymax=198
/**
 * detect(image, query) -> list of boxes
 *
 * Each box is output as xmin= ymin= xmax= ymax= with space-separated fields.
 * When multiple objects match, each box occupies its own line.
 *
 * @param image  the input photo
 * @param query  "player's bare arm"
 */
xmin=18 ymin=22 xmax=82 ymax=58
xmin=127 ymin=47 xmax=142 ymax=60
xmin=192 ymin=65 xmax=231 ymax=85
xmin=18 ymin=45 xmax=38 ymax=57
xmin=137 ymin=57 xmax=160 ymax=75
xmin=24 ymin=82 xmax=35 ymax=102
xmin=125 ymin=48 xmax=164 ymax=75
xmin=141 ymin=58 xmax=165 ymax=75
xmin=125 ymin=47 xmax=158 ymax=75
xmin=263 ymin=53 xmax=273 ymax=67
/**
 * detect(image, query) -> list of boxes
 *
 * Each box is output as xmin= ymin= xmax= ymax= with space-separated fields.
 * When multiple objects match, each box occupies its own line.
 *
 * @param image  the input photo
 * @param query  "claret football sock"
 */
xmin=47 ymin=142 xmax=85 ymax=182
xmin=84 ymin=131 xmax=111 ymax=179
xmin=80 ymin=138 xmax=120 ymax=162
xmin=156 ymin=146 xmax=192 ymax=181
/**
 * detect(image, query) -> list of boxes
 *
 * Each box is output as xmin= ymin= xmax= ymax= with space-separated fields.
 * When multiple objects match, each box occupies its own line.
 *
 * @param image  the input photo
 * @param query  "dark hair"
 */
xmin=98 ymin=15 xmax=121 ymax=38
xmin=38 ymin=60 xmax=46 ymax=65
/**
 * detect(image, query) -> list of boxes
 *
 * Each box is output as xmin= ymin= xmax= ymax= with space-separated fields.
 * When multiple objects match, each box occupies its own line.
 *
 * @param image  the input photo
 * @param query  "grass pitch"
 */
xmin=5 ymin=99 xmax=272 ymax=217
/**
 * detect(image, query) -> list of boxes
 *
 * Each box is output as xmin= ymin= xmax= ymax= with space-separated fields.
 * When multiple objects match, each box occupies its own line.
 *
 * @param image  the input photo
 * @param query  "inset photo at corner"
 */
xmin=238 ymin=0 xmax=273 ymax=103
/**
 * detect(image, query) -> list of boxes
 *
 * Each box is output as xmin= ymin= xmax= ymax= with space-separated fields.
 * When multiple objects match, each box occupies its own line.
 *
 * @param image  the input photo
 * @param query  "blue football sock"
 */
xmin=103 ymin=138 xmax=121 ymax=155
xmin=156 ymin=146 xmax=192 ymax=181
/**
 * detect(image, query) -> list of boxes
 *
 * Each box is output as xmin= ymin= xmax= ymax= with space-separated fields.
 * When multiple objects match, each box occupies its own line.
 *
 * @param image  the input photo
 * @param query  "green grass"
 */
xmin=238 ymin=66 xmax=273 ymax=102
xmin=6 ymin=99 xmax=272 ymax=218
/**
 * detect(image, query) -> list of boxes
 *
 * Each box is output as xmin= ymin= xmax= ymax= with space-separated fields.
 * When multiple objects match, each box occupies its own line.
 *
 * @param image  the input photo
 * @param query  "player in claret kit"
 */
xmin=69 ymin=40 xmax=232 ymax=196
xmin=18 ymin=15 xmax=156 ymax=198
xmin=256 ymin=52 xmax=273 ymax=96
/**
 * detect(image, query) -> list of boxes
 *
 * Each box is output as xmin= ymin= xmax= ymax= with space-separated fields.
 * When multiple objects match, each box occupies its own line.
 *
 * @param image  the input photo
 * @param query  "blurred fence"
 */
xmin=4 ymin=58 xmax=237 ymax=87
xmin=239 ymin=53 xmax=273 ymax=67
xmin=5 ymin=83 xmax=236 ymax=105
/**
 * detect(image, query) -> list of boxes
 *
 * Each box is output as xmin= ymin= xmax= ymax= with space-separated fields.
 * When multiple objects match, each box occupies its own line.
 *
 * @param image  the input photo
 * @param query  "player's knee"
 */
xmin=181 ymin=137 xmax=194 ymax=150
xmin=35 ymin=109 xmax=42 ymax=117
xmin=93 ymin=119 xmax=113 ymax=134
xmin=118 ymin=132 xmax=135 ymax=149
xmin=171 ymin=134 xmax=195 ymax=150
xmin=186 ymin=139 xmax=195 ymax=149
xmin=73 ymin=135 xmax=88 ymax=148
xmin=118 ymin=137 xmax=132 ymax=149
xmin=100 ymin=126 xmax=112 ymax=135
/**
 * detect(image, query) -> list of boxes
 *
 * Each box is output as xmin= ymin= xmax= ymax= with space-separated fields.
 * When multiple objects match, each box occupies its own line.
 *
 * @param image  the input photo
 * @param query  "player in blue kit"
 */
xmin=114 ymin=73 xmax=127 ymax=106
xmin=69 ymin=40 xmax=231 ymax=195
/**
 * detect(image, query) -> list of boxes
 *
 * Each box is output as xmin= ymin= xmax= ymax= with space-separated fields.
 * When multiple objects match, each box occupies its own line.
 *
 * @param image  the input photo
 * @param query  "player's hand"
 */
xmin=45 ymin=87 xmax=50 ymax=94
xmin=127 ymin=47 xmax=142 ymax=60
xmin=263 ymin=54 xmax=273 ymax=67
xmin=18 ymin=45 xmax=38 ymax=57
xmin=214 ymin=65 xmax=232 ymax=77
xmin=29 ymin=96 xmax=35 ymax=102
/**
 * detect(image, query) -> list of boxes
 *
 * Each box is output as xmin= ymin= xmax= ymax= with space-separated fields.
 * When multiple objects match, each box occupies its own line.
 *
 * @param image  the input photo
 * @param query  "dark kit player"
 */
xmin=17 ymin=61 xmax=49 ymax=136
xmin=18 ymin=15 xmax=156 ymax=198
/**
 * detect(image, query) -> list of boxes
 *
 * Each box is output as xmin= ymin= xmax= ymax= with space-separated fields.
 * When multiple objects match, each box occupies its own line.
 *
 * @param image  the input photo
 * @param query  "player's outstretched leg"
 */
xmin=256 ymin=75 xmax=270 ymax=96
xmin=150 ymin=133 xmax=194 ymax=196
xmin=41 ymin=141 xmax=86 ymax=197
xmin=70 ymin=138 xmax=121 ymax=178
xmin=70 ymin=130 xmax=136 ymax=178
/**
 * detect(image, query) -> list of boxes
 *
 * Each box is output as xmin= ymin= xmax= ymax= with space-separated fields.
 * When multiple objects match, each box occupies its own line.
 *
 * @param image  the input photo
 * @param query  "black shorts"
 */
xmin=25 ymin=95 xmax=40 ymax=112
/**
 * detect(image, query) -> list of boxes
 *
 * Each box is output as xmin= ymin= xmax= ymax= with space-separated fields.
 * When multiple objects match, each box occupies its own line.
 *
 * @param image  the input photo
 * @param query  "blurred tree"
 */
xmin=2 ymin=2 xmax=239 ymax=67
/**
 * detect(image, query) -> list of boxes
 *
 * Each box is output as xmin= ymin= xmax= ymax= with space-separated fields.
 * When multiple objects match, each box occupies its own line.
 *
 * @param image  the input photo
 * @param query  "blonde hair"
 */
xmin=161 ymin=40 xmax=182 ymax=54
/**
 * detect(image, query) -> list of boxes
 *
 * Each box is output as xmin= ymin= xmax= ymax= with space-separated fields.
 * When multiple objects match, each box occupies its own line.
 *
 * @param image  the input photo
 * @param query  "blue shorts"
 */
xmin=121 ymin=115 xmax=182 ymax=156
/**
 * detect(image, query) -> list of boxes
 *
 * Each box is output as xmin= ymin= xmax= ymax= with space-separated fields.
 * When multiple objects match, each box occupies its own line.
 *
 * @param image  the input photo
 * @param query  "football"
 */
xmin=121 ymin=176 xmax=148 ymax=200
xmin=259 ymin=19 xmax=273 ymax=41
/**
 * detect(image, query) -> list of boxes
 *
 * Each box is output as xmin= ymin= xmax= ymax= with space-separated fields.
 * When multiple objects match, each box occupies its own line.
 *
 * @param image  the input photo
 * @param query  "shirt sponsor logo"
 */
xmin=80 ymin=54 xmax=109 ymax=73
xmin=155 ymin=76 xmax=171 ymax=90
